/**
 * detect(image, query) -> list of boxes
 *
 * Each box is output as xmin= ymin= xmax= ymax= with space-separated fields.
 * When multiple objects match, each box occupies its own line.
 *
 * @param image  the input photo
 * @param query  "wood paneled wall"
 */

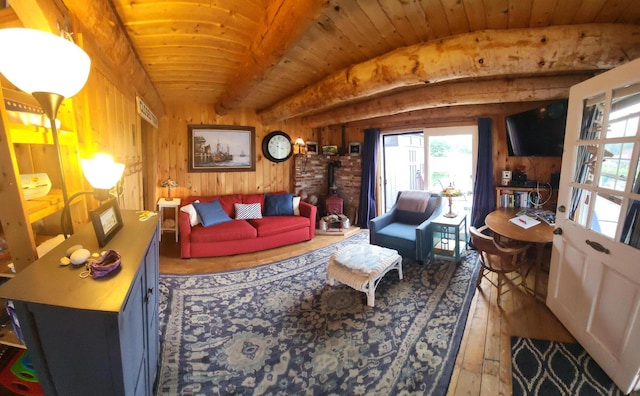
xmin=73 ymin=27 xmax=146 ymax=213
xmin=157 ymin=103 xmax=315 ymax=199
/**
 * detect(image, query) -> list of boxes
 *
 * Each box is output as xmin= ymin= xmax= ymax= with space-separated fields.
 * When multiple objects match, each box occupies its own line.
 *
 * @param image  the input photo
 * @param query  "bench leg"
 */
xmin=366 ymin=281 xmax=375 ymax=307
xmin=396 ymin=258 xmax=403 ymax=280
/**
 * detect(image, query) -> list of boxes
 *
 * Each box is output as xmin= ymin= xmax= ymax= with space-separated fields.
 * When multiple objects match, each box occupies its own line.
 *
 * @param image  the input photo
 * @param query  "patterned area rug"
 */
xmin=157 ymin=232 xmax=479 ymax=395
xmin=511 ymin=337 xmax=625 ymax=395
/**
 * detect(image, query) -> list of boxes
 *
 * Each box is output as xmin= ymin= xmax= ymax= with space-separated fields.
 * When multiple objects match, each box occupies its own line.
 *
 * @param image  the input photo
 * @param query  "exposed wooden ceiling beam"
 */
xmin=214 ymin=0 xmax=330 ymax=115
xmin=260 ymin=24 xmax=640 ymax=123
xmin=302 ymin=74 xmax=592 ymax=128
xmin=62 ymin=0 xmax=165 ymax=118
xmin=343 ymin=102 xmax=548 ymax=131
xmin=8 ymin=0 xmax=65 ymax=33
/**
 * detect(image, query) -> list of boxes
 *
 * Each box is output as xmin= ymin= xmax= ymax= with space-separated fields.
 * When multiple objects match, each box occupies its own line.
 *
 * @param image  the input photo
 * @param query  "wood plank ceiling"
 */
xmin=88 ymin=0 xmax=640 ymax=126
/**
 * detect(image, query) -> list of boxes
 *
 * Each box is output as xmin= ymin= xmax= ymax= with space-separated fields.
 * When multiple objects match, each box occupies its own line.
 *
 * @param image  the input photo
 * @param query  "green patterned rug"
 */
xmin=158 ymin=232 xmax=479 ymax=395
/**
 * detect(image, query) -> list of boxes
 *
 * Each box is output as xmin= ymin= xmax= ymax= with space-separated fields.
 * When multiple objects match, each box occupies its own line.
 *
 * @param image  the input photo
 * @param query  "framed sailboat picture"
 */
xmin=187 ymin=124 xmax=256 ymax=172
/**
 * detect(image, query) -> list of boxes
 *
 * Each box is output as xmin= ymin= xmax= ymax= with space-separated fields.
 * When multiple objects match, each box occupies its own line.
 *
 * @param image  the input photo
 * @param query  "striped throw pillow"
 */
xmin=234 ymin=203 xmax=262 ymax=220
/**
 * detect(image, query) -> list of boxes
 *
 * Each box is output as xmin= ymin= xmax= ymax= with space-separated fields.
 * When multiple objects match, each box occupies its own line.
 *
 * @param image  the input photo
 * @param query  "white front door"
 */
xmin=548 ymin=57 xmax=640 ymax=394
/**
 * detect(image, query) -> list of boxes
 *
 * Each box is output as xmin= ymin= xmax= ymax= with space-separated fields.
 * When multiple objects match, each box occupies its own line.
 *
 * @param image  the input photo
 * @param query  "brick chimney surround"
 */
xmin=293 ymin=154 xmax=362 ymax=224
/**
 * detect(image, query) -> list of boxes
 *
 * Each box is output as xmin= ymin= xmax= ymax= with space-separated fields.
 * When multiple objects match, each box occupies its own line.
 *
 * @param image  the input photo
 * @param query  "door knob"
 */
xmin=558 ymin=205 xmax=566 ymax=213
xmin=553 ymin=228 xmax=563 ymax=235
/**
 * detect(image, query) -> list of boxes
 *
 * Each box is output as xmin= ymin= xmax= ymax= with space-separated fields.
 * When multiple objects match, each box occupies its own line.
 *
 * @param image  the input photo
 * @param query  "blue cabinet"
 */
xmin=0 ymin=211 xmax=159 ymax=395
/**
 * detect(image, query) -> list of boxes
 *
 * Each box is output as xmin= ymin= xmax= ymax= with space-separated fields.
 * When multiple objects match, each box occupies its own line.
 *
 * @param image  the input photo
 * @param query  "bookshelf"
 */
xmin=495 ymin=186 xmax=556 ymax=210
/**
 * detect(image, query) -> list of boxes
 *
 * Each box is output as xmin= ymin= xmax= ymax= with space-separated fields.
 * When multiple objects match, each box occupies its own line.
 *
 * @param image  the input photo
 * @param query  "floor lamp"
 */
xmin=0 ymin=28 xmax=91 ymax=236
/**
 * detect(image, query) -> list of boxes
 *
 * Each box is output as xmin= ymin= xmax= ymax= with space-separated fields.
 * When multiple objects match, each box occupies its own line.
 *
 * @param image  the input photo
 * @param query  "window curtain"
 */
xmin=470 ymin=118 xmax=495 ymax=228
xmin=357 ymin=128 xmax=380 ymax=228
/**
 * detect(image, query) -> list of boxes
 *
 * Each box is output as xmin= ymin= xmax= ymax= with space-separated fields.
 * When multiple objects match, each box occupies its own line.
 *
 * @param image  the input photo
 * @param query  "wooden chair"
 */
xmin=470 ymin=225 xmax=531 ymax=306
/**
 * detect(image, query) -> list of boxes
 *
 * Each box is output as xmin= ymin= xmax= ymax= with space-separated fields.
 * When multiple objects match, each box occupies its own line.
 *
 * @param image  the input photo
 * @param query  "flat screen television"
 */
xmin=505 ymin=99 xmax=568 ymax=157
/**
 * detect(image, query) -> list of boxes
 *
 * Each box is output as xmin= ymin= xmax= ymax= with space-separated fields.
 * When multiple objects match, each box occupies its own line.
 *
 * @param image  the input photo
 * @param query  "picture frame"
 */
xmin=188 ymin=124 xmax=256 ymax=172
xmin=306 ymin=141 xmax=318 ymax=154
xmin=90 ymin=199 xmax=124 ymax=248
xmin=322 ymin=145 xmax=338 ymax=156
xmin=349 ymin=142 xmax=361 ymax=156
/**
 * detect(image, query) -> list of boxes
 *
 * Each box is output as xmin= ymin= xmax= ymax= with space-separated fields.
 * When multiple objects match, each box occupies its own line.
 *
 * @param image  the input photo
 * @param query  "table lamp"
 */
xmin=61 ymin=154 xmax=125 ymax=236
xmin=161 ymin=178 xmax=179 ymax=200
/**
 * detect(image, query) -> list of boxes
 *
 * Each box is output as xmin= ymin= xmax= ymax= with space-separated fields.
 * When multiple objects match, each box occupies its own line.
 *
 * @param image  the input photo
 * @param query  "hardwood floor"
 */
xmin=157 ymin=233 xmax=587 ymax=395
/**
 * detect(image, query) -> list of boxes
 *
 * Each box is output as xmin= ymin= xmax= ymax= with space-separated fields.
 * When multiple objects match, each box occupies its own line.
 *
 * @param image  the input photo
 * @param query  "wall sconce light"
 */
xmin=294 ymin=137 xmax=306 ymax=154
xmin=0 ymin=27 xmax=91 ymax=234
xmin=61 ymin=154 xmax=125 ymax=237
xmin=160 ymin=178 xmax=179 ymax=200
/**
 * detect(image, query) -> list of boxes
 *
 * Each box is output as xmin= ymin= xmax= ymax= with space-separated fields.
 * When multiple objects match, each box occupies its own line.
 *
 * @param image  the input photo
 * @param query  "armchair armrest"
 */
xmin=369 ymin=211 xmax=395 ymax=244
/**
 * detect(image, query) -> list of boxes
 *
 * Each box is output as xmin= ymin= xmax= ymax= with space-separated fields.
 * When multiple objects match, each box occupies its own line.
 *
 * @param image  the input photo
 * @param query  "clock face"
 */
xmin=262 ymin=131 xmax=292 ymax=162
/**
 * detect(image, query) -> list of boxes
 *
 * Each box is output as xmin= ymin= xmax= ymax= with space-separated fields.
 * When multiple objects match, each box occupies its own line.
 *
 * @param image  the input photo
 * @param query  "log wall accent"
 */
xmin=260 ymin=24 xmax=640 ymax=123
xmin=301 ymin=74 xmax=592 ymax=128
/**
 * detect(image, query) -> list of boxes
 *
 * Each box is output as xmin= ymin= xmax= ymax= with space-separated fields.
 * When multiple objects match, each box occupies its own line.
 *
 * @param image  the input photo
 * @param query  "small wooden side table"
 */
xmin=431 ymin=213 xmax=468 ymax=263
xmin=158 ymin=198 xmax=181 ymax=242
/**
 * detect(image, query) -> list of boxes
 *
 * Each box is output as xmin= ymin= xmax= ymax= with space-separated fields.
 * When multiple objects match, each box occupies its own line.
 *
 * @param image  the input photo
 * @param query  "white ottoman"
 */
xmin=327 ymin=244 xmax=403 ymax=307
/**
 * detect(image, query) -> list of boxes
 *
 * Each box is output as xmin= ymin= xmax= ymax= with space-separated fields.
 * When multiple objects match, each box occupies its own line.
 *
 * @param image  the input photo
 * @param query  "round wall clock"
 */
xmin=262 ymin=131 xmax=292 ymax=163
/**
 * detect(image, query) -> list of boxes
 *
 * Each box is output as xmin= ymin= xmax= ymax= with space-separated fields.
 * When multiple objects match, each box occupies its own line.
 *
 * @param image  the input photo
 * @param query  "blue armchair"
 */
xmin=369 ymin=191 xmax=443 ymax=263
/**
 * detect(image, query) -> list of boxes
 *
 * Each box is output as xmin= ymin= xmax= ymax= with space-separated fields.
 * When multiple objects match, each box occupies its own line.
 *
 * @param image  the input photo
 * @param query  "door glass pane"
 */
xmin=609 ymin=83 xmax=640 ymax=138
xmin=621 ymin=199 xmax=640 ymax=249
xmin=593 ymin=192 xmax=622 ymax=239
xmin=632 ymin=156 xmax=640 ymax=193
xmin=598 ymin=143 xmax=633 ymax=192
xmin=580 ymin=94 xmax=605 ymax=140
xmin=569 ymin=186 xmax=592 ymax=227
xmin=573 ymin=144 xmax=598 ymax=185
xmin=427 ymin=135 xmax=473 ymax=194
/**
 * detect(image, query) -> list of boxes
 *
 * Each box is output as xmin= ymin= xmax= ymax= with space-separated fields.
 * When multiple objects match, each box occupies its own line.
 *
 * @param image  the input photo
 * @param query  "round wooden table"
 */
xmin=485 ymin=208 xmax=554 ymax=244
xmin=485 ymin=208 xmax=555 ymax=300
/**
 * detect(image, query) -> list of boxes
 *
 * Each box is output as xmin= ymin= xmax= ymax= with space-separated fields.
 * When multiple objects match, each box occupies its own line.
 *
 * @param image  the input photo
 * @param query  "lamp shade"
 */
xmin=0 ymin=28 xmax=91 ymax=98
xmin=81 ymin=154 xmax=125 ymax=190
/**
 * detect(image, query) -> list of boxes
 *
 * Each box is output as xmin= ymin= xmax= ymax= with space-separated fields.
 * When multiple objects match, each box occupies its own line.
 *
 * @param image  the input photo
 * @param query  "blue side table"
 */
xmin=431 ymin=213 xmax=467 ymax=263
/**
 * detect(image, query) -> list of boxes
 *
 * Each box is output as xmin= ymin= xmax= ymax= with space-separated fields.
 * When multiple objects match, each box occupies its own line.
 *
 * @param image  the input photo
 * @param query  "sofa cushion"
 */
xmin=235 ymin=203 xmax=262 ymax=220
xmin=293 ymin=196 xmax=301 ymax=216
xmin=249 ymin=216 xmax=309 ymax=237
xmin=190 ymin=220 xmax=257 ymax=243
xmin=217 ymin=194 xmax=243 ymax=217
xmin=264 ymin=193 xmax=294 ymax=216
xmin=242 ymin=193 xmax=265 ymax=207
xmin=180 ymin=200 xmax=200 ymax=226
xmin=193 ymin=200 xmax=232 ymax=227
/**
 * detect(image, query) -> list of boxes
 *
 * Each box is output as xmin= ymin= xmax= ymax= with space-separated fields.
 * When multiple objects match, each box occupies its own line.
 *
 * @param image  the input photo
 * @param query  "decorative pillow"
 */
xmin=293 ymin=196 xmax=301 ymax=216
xmin=235 ymin=203 xmax=262 ymax=220
xmin=264 ymin=193 xmax=294 ymax=216
xmin=180 ymin=200 xmax=200 ymax=226
xmin=193 ymin=200 xmax=232 ymax=227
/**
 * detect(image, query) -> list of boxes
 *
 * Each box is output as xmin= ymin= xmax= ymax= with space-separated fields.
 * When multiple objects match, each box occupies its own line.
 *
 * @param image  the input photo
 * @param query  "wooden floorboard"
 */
xmin=158 ymin=233 xmax=635 ymax=395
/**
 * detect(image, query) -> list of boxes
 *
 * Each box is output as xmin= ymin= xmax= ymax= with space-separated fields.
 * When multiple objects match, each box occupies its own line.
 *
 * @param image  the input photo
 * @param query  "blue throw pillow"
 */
xmin=264 ymin=193 xmax=294 ymax=216
xmin=193 ymin=200 xmax=232 ymax=227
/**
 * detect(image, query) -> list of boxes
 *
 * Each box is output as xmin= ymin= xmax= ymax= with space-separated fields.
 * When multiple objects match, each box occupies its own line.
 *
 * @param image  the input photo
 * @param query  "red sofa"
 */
xmin=179 ymin=193 xmax=317 ymax=258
